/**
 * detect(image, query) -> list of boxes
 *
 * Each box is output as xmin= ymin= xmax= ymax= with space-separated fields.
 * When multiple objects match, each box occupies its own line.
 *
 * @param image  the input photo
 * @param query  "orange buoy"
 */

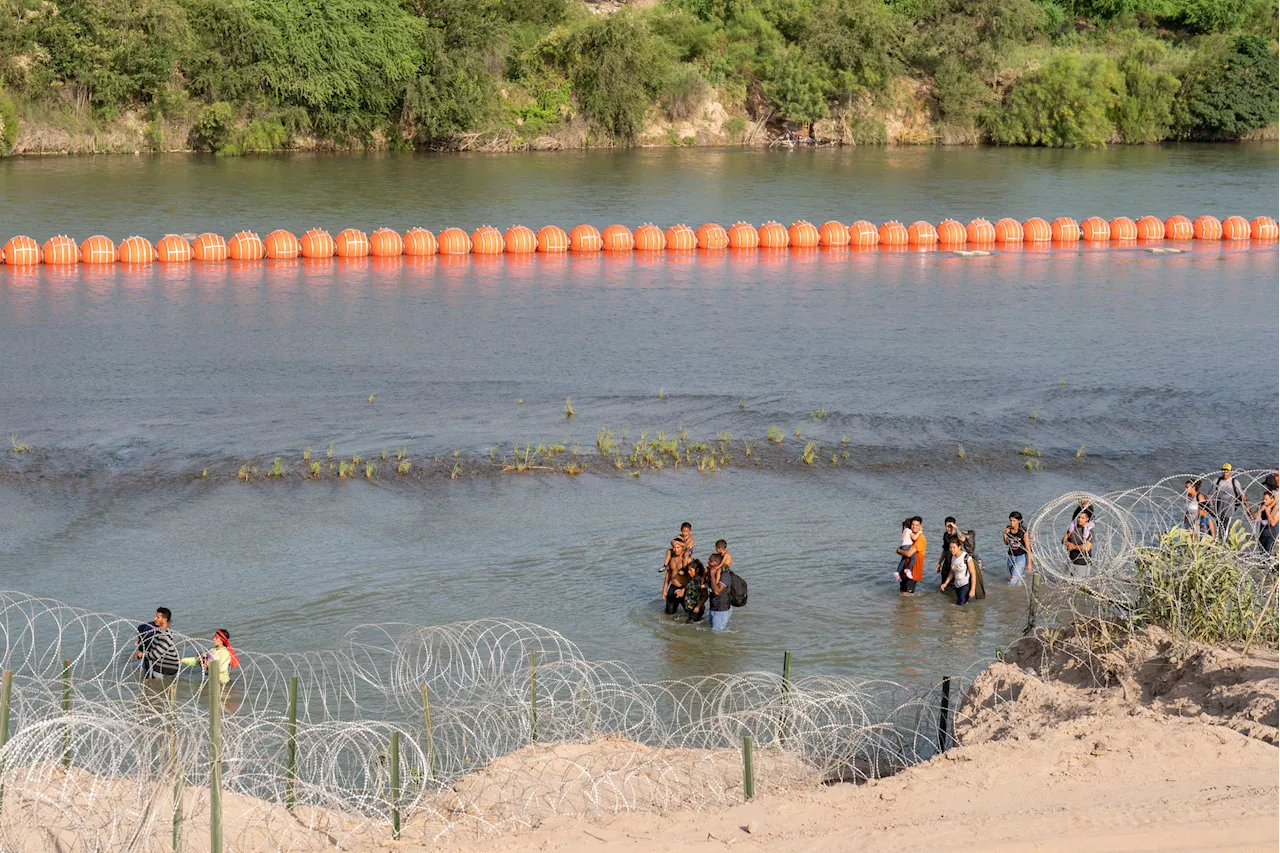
xmin=1163 ymin=215 xmax=1193 ymax=241
xmin=965 ymin=219 xmax=995 ymax=245
xmin=156 ymin=235 xmax=193 ymax=263
xmin=634 ymin=223 xmax=666 ymax=251
xmin=1250 ymin=216 xmax=1278 ymax=240
xmin=1135 ymin=215 xmax=1163 ymax=240
xmin=1080 ymin=217 xmax=1110 ymax=242
xmin=118 ymin=236 xmax=155 ymax=264
xmin=758 ymin=221 xmax=789 ymax=248
xmin=993 ymin=218 xmax=1023 ymax=244
xmin=300 ymin=228 xmax=336 ymax=258
xmin=1221 ymin=216 xmax=1250 ymax=240
xmin=404 ymin=227 xmax=439 ymax=256
xmin=79 ymin=235 xmax=117 ymax=264
xmin=264 ymin=230 xmax=300 ymax=259
xmin=601 ymin=224 xmax=634 ymax=252
xmin=42 ymin=235 xmax=80 ymax=265
xmin=1192 ymin=215 xmax=1222 ymax=241
xmin=192 ymin=233 xmax=229 ymax=261
xmin=437 ymin=227 xmax=471 ymax=255
xmin=907 ymin=220 xmax=938 ymax=246
xmin=1050 ymin=217 xmax=1080 ymax=243
xmin=1022 ymin=217 xmax=1051 ymax=243
xmin=696 ymin=222 xmax=729 ymax=250
xmin=818 ymin=220 xmax=850 ymax=246
xmin=537 ymin=225 xmax=571 ymax=252
xmin=877 ymin=221 xmax=908 ymax=246
xmin=569 ymin=224 xmax=602 ymax=252
xmin=228 ymin=231 xmax=265 ymax=261
xmin=788 ymin=220 xmax=819 ymax=248
xmin=1109 ymin=217 xmax=1138 ymax=241
xmin=850 ymin=221 xmax=880 ymax=247
xmin=335 ymin=228 xmax=370 ymax=258
xmin=727 ymin=221 xmax=759 ymax=249
xmin=504 ymin=225 xmax=537 ymax=254
xmin=665 ymin=224 xmax=697 ymax=251
xmin=369 ymin=228 xmax=404 ymax=257
xmin=2 ymin=235 xmax=41 ymax=265
xmin=470 ymin=226 xmax=505 ymax=255
xmin=936 ymin=219 xmax=966 ymax=245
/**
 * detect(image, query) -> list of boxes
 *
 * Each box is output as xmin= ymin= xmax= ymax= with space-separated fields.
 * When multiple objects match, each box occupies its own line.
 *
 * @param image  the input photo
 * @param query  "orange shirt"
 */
xmin=908 ymin=533 xmax=926 ymax=581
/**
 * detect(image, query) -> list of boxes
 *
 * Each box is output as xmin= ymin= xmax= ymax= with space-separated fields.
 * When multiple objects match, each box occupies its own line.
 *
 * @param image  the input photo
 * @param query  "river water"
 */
xmin=1 ymin=145 xmax=1276 ymax=688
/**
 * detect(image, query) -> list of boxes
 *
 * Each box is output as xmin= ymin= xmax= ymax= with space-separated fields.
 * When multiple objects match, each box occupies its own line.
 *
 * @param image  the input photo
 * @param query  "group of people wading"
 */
xmin=660 ymin=523 xmax=741 ymax=631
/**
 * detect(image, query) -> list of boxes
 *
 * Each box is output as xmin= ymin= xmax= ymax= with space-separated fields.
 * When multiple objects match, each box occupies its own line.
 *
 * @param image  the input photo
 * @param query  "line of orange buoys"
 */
xmin=2 ymin=216 xmax=1277 ymax=266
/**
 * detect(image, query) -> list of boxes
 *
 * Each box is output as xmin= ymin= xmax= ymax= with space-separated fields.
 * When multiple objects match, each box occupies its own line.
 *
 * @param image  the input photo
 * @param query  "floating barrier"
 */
xmin=3 ymin=214 xmax=1275 ymax=269
xmin=728 ymin=221 xmax=758 ymax=249
xmin=634 ymin=223 xmax=665 ymax=251
xmin=696 ymin=222 xmax=729 ymax=250
xmin=665 ymin=223 xmax=697 ymax=251
xmin=598 ymin=224 xmax=631 ymax=252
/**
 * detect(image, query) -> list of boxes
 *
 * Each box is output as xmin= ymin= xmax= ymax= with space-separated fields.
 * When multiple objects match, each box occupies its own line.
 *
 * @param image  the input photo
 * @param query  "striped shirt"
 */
xmin=140 ymin=626 xmax=180 ymax=677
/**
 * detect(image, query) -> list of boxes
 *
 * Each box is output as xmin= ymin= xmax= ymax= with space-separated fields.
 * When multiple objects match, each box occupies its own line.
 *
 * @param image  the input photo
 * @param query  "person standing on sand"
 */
xmin=1004 ymin=512 xmax=1032 ymax=585
xmin=897 ymin=517 xmax=925 ymax=595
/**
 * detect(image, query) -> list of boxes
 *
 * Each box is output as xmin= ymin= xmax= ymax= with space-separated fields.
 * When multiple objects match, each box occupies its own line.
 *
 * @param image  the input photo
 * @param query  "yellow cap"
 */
xmin=1222 ymin=463 xmax=1233 ymax=471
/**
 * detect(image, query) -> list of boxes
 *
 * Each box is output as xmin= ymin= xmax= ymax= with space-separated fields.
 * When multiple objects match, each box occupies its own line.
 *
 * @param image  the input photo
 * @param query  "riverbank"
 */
xmin=420 ymin=627 xmax=1278 ymax=852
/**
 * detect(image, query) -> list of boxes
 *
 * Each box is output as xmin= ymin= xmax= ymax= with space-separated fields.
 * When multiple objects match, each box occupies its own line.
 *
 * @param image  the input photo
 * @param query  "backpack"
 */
xmin=727 ymin=571 xmax=748 ymax=607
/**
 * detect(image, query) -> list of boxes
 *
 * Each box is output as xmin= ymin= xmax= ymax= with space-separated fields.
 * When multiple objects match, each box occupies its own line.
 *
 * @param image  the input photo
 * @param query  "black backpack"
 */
xmin=727 ymin=571 xmax=748 ymax=607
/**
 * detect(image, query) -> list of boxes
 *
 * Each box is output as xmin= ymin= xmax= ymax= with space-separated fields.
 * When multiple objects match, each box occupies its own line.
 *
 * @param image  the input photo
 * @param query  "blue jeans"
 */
xmin=708 ymin=609 xmax=731 ymax=632
xmin=953 ymin=582 xmax=971 ymax=606
xmin=1007 ymin=553 xmax=1027 ymax=585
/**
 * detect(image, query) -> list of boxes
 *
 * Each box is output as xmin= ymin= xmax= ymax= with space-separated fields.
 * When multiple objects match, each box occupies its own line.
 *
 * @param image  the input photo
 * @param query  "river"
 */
xmin=0 ymin=144 xmax=1276 ymax=688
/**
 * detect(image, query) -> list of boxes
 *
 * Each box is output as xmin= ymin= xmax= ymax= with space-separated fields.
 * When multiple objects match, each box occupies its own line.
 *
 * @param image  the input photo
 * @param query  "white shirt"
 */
xmin=950 ymin=552 xmax=971 ymax=587
xmin=901 ymin=529 xmax=915 ymax=549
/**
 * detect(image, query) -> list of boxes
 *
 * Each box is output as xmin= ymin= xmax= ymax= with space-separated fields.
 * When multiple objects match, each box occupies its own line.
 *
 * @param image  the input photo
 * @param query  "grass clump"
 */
xmin=267 ymin=457 xmax=285 ymax=478
xmin=303 ymin=446 xmax=312 ymax=462
xmin=800 ymin=441 xmax=818 ymax=465
xmin=957 ymin=445 xmax=967 ymax=461
xmin=766 ymin=427 xmax=783 ymax=444
xmin=565 ymin=397 xmax=575 ymax=419
xmin=1076 ymin=445 xmax=1087 ymax=459
xmin=397 ymin=459 xmax=411 ymax=475
xmin=810 ymin=409 xmax=828 ymax=420
xmin=9 ymin=435 xmax=31 ymax=453
xmin=310 ymin=461 xmax=322 ymax=479
xmin=1019 ymin=446 xmax=1043 ymax=457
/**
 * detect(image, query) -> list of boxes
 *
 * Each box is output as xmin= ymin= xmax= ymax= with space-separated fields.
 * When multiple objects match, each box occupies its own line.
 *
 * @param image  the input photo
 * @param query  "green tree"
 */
xmin=543 ymin=12 xmax=675 ymax=141
xmin=802 ymin=0 xmax=903 ymax=96
xmin=1173 ymin=34 xmax=1278 ymax=137
xmin=761 ymin=43 xmax=828 ymax=122
xmin=986 ymin=54 xmax=1123 ymax=146
xmin=1110 ymin=37 xmax=1179 ymax=142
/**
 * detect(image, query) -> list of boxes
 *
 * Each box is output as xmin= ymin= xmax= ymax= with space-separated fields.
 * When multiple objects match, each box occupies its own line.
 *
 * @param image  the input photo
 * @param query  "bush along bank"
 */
xmin=0 ymin=0 xmax=1276 ymax=156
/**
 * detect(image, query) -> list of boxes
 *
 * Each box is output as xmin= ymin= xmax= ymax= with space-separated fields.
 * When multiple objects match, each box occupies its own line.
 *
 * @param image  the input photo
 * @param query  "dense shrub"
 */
xmin=1111 ymin=38 xmax=1179 ymax=143
xmin=986 ymin=54 xmax=1123 ymax=147
xmin=1173 ymin=35 xmax=1279 ymax=137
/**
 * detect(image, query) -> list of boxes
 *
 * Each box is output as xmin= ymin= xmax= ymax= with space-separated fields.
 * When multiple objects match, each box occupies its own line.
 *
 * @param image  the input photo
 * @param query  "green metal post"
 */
xmin=209 ymin=660 xmax=223 ymax=853
xmin=389 ymin=730 xmax=401 ymax=840
xmin=170 ymin=679 xmax=182 ymax=853
xmin=0 ymin=669 xmax=12 ymax=812
xmin=742 ymin=735 xmax=755 ymax=801
xmin=61 ymin=659 xmax=71 ymax=769
xmin=420 ymin=684 xmax=436 ymax=781
xmin=529 ymin=651 xmax=538 ymax=744
xmin=779 ymin=650 xmax=792 ymax=746
xmin=938 ymin=676 xmax=952 ymax=752
xmin=286 ymin=675 xmax=298 ymax=811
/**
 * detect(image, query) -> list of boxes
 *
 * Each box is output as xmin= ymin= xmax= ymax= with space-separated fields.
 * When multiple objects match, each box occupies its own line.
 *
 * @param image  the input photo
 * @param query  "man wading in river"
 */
xmin=897 ymin=516 xmax=925 ymax=595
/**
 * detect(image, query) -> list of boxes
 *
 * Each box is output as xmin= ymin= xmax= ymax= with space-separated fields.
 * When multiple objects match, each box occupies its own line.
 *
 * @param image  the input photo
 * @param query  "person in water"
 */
xmin=706 ymin=553 xmax=732 ymax=632
xmin=181 ymin=628 xmax=239 ymax=684
xmin=940 ymin=539 xmax=975 ymax=606
xmin=134 ymin=607 xmax=180 ymax=685
xmin=1195 ymin=503 xmax=1217 ymax=539
xmin=1208 ymin=464 xmax=1250 ymax=536
xmin=1003 ymin=512 xmax=1031 ymax=585
xmin=663 ymin=537 xmax=692 ymax=613
xmin=1252 ymin=489 xmax=1278 ymax=553
xmin=897 ymin=516 xmax=925 ymax=595
xmin=678 ymin=522 xmax=694 ymax=561
xmin=934 ymin=517 xmax=961 ymax=586
xmin=680 ymin=559 xmax=706 ymax=623
xmin=714 ymin=539 xmax=732 ymax=572
xmin=895 ymin=518 xmax=919 ymax=581
xmin=1063 ymin=508 xmax=1094 ymax=575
